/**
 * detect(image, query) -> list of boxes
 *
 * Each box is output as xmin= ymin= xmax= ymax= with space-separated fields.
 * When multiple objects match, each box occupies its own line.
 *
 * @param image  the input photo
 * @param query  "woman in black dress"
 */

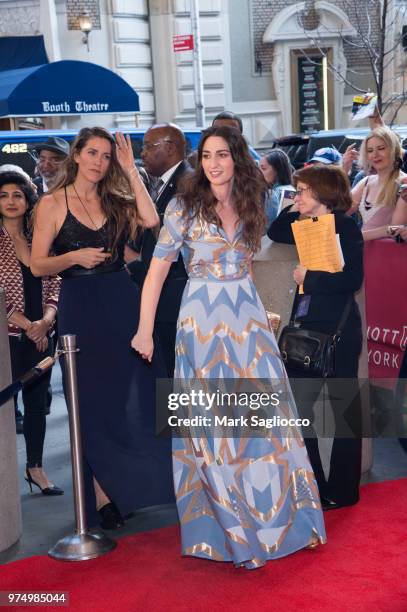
xmin=0 ymin=171 xmax=62 ymax=495
xmin=268 ymin=164 xmax=364 ymax=509
xmin=31 ymin=127 xmax=174 ymax=528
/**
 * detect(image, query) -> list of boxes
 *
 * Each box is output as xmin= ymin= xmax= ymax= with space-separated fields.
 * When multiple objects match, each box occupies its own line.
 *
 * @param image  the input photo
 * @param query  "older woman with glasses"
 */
xmin=268 ymin=164 xmax=364 ymax=511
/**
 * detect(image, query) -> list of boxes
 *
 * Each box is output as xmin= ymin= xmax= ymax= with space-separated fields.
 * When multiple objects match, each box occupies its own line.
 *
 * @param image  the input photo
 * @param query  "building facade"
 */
xmin=1 ymin=0 xmax=407 ymax=149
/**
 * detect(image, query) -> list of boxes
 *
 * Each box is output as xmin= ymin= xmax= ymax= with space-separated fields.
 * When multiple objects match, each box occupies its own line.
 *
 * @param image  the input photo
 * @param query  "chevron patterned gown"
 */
xmin=153 ymin=198 xmax=326 ymax=569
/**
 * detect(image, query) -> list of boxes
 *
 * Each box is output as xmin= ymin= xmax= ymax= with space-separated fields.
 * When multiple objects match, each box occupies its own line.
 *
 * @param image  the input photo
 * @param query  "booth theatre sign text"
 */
xmin=41 ymin=101 xmax=110 ymax=113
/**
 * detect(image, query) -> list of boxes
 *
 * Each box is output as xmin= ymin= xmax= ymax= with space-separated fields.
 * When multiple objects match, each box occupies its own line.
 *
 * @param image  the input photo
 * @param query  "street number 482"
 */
xmin=2 ymin=143 xmax=28 ymax=153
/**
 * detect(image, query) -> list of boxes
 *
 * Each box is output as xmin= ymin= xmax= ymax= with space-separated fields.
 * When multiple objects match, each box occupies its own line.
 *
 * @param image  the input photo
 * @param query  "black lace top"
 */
xmin=53 ymin=189 xmax=125 ymax=277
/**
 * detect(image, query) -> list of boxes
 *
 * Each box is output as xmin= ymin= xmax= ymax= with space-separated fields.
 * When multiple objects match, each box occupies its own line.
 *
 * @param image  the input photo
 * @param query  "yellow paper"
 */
xmin=291 ymin=215 xmax=343 ymax=294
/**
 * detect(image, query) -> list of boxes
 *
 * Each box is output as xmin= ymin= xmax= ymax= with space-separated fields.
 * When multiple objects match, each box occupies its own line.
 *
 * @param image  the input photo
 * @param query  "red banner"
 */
xmin=364 ymin=239 xmax=407 ymax=388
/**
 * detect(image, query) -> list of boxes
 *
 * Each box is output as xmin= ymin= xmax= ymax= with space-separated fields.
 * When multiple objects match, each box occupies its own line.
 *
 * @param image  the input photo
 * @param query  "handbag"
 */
xmin=278 ymin=293 xmax=353 ymax=378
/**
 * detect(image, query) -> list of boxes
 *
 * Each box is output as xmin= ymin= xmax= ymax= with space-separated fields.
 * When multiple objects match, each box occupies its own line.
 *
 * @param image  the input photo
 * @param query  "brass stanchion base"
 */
xmin=48 ymin=531 xmax=116 ymax=561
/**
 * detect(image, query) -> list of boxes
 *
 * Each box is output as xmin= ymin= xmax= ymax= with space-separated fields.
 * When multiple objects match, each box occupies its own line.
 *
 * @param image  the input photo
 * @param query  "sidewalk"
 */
xmin=0 ymin=364 xmax=177 ymax=564
xmin=0 ymin=364 xmax=406 ymax=565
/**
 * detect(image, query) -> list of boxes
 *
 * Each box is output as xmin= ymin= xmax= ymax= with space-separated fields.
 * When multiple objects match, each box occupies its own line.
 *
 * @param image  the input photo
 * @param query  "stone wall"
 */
xmin=250 ymin=0 xmax=383 ymax=74
xmin=66 ymin=0 xmax=101 ymax=30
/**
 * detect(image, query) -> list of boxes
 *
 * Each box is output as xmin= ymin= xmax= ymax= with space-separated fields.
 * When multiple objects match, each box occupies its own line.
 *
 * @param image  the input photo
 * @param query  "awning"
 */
xmin=0 ymin=60 xmax=140 ymax=117
xmin=0 ymin=36 xmax=48 ymax=71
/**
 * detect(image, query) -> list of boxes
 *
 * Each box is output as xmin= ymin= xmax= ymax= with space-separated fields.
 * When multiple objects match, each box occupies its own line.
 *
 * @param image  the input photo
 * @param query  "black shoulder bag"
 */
xmin=278 ymin=292 xmax=353 ymax=378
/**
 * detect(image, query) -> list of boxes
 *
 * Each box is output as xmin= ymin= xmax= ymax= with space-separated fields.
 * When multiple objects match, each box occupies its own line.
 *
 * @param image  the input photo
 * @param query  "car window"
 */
xmin=0 ymin=139 xmax=39 ymax=176
xmin=0 ymin=129 xmax=201 ymax=177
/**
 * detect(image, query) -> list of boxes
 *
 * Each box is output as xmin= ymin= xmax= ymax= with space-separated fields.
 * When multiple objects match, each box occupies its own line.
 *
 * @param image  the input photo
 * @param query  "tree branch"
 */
xmin=295 ymin=0 xmax=401 ymax=117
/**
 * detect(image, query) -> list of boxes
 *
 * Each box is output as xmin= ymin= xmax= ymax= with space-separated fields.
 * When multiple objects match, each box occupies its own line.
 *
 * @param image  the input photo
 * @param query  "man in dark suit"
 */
xmin=29 ymin=137 xmax=70 ymax=196
xmin=127 ymin=123 xmax=192 ymax=377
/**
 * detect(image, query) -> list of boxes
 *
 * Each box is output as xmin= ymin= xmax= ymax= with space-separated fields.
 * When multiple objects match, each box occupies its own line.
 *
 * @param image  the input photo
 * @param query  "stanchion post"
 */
xmin=49 ymin=334 xmax=116 ymax=561
xmin=61 ymin=334 xmax=86 ymax=535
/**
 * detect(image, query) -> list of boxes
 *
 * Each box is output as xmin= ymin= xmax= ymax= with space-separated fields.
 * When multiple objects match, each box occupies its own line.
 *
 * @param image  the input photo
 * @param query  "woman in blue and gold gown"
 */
xmin=132 ymin=125 xmax=326 ymax=569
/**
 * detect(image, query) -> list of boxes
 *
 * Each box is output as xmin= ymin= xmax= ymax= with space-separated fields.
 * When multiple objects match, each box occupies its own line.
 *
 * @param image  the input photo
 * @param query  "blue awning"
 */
xmin=0 ymin=36 xmax=48 ymax=71
xmin=0 ymin=60 xmax=140 ymax=117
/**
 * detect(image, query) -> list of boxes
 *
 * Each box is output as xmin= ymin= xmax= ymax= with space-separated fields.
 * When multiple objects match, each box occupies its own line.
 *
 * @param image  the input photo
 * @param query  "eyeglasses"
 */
xmin=38 ymin=155 xmax=64 ymax=165
xmin=141 ymin=140 xmax=174 ymax=151
xmin=295 ymin=187 xmax=312 ymax=196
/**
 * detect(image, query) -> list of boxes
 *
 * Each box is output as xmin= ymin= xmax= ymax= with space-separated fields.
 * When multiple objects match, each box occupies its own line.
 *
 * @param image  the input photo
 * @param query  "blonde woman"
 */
xmin=351 ymin=126 xmax=407 ymax=240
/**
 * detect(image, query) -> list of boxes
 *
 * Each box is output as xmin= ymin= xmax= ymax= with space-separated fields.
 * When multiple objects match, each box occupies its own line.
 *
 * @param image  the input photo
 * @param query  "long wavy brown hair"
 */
xmin=178 ymin=126 xmax=266 ymax=252
xmin=50 ymin=127 xmax=139 ymax=258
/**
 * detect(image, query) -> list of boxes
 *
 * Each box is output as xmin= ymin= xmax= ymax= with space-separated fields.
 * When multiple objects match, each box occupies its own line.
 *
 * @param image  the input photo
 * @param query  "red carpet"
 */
xmin=1 ymin=479 xmax=406 ymax=612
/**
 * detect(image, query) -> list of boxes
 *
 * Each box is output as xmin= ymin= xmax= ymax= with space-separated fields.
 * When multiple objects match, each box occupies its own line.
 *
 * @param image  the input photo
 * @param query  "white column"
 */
xmin=110 ymin=0 xmax=155 ymax=128
xmin=149 ymin=0 xmax=227 ymax=127
xmin=191 ymin=0 xmax=205 ymax=127
xmin=40 ymin=0 xmax=61 ymax=61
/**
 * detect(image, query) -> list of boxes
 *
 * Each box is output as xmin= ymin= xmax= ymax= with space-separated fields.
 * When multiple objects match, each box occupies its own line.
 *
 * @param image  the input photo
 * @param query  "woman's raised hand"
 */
xmin=131 ymin=331 xmax=154 ymax=362
xmin=73 ymin=247 xmax=111 ymax=269
xmin=342 ymin=143 xmax=359 ymax=175
xmin=115 ymin=132 xmax=138 ymax=175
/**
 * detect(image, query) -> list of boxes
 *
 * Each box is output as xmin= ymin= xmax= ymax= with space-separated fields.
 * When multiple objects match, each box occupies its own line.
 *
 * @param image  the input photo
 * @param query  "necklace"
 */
xmin=72 ymin=183 xmax=105 ymax=231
